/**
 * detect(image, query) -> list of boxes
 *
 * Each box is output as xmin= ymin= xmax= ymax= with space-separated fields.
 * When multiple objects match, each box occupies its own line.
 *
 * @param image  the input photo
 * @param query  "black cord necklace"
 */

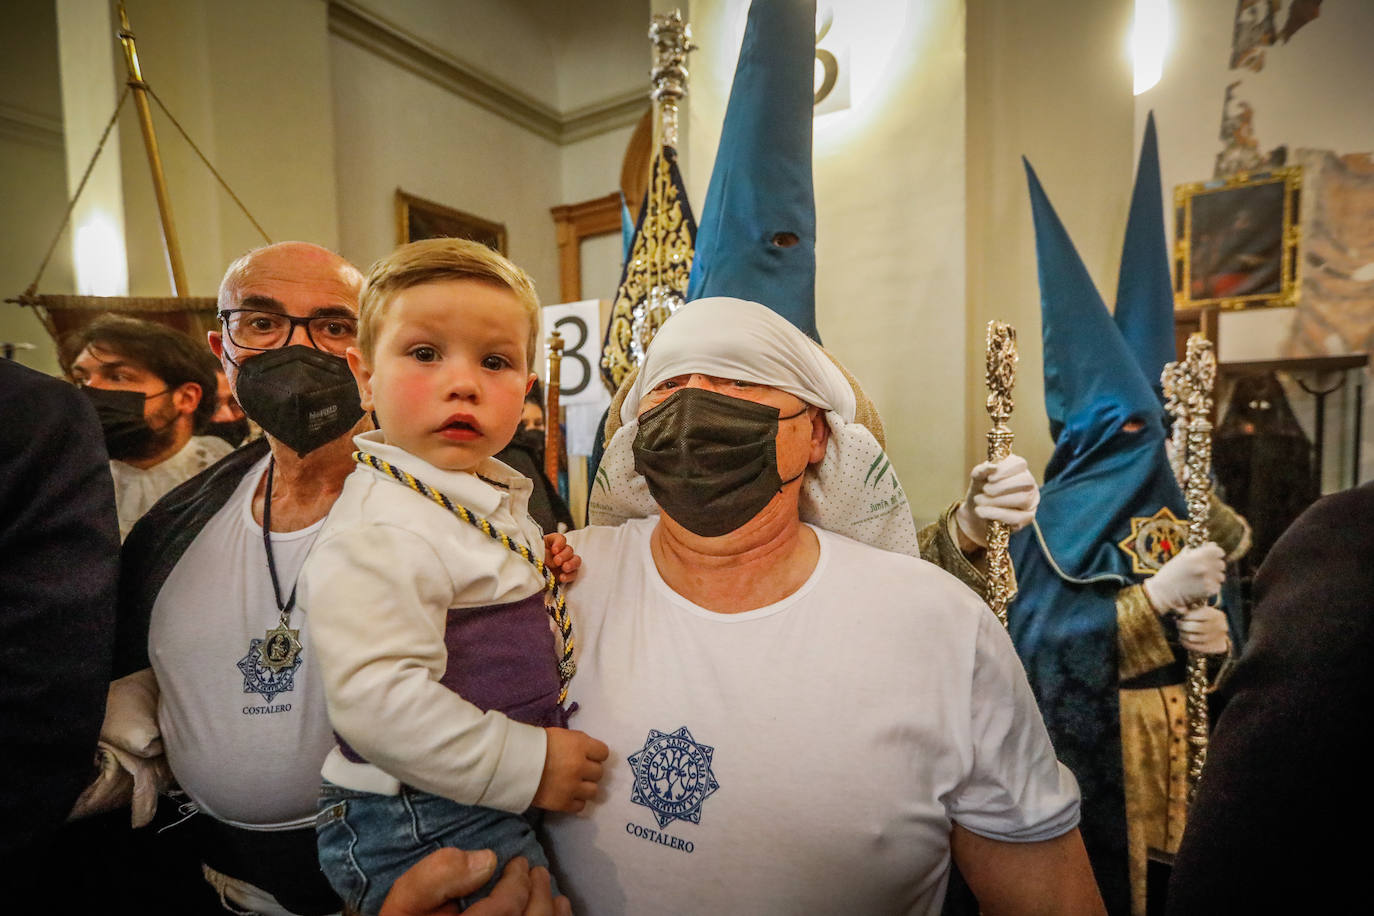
xmin=257 ymin=456 xmax=304 ymax=672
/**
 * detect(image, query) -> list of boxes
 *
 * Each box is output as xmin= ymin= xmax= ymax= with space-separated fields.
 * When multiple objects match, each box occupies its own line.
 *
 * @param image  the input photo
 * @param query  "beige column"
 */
xmin=55 ymin=0 xmax=128 ymax=299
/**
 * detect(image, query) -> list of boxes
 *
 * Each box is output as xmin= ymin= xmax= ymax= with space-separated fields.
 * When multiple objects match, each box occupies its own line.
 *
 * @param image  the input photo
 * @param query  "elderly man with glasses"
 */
xmin=107 ymin=242 xmax=371 ymax=915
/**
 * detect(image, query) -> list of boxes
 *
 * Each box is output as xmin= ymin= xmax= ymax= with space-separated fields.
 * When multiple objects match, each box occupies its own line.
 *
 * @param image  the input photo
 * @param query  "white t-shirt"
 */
xmin=111 ymin=435 xmax=233 ymax=540
xmin=149 ymin=454 xmax=335 ymax=829
xmin=544 ymin=517 xmax=1079 ymax=915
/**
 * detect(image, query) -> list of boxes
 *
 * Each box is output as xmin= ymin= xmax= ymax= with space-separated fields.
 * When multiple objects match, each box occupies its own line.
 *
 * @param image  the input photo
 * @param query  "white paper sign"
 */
xmin=541 ymin=300 xmax=612 ymax=456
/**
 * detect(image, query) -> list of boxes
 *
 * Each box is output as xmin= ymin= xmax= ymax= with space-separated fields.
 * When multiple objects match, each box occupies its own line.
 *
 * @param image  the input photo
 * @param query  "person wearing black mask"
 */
xmin=68 ymin=315 xmax=232 ymax=540
xmin=542 ymin=297 xmax=1099 ymax=914
xmin=94 ymin=242 xmax=371 ymax=915
xmin=204 ymin=364 xmax=254 ymax=448
xmin=496 ymin=387 xmax=574 ymax=534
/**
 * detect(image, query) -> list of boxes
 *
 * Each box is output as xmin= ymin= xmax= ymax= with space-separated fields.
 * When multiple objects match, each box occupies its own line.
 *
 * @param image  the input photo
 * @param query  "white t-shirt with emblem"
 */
xmin=544 ymin=517 xmax=1079 ymax=915
xmin=149 ymin=453 xmax=335 ymax=829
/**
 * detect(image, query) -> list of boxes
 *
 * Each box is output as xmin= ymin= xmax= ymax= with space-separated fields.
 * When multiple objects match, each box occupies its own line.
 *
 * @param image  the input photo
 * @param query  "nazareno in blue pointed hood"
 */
xmin=1018 ymin=156 xmax=1186 ymax=585
xmin=686 ymin=0 xmax=820 ymax=342
xmin=1005 ymin=157 xmax=1190 ymax=915
xmin=1114 ymin=112 xmax=1176 ymax=410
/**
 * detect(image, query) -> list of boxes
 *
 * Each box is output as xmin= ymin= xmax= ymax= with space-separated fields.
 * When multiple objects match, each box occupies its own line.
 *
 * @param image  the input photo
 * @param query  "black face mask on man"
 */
xmin=511 ymin=426 xmax=545 ymax=455
xmin=231 ymin=345 xmax=363 ymax=457
xmin=632 ymin=386 xmax=808 ymax=537
xmin=81 ymin=385 xmax=174 ymax=462
xmin=204 ymin=417 xmax=252 ymax=448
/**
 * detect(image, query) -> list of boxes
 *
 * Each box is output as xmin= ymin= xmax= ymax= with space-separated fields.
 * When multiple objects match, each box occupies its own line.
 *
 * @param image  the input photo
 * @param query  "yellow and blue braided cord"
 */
xmin=354 ymin=451 xmax=575 ymax=702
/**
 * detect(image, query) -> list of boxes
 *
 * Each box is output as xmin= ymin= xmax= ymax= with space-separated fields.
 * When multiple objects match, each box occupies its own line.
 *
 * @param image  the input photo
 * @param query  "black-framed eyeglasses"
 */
xmin=218 ymin=309 xmax=358 ymax=356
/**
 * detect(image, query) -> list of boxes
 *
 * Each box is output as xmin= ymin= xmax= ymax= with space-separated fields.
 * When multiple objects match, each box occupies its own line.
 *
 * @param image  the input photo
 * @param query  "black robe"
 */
xmin=1167 ymin=481 xmax=1374 ymax=913
xmin=0 ymin=360 xmax=119 ymax=862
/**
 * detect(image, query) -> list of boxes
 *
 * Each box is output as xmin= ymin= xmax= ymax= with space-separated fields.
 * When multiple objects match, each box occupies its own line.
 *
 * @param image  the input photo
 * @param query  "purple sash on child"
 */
xmin=337 ymin=591 xmax=568 ymax=765
xmin=438 ymin=590 xmax=568 ymax=728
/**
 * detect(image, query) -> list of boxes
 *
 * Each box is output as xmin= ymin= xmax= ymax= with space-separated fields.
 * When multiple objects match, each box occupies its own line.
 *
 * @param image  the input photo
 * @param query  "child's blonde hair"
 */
xmin=358 ymin=238 xmax=540 ymax=366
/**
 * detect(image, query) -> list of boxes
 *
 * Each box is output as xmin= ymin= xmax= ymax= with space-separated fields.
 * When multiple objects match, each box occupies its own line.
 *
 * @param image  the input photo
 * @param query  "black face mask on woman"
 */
xmin=632 ymin=386 xmax=807 ymax=537
xmin=231 ymin=346 xmax=363 ymax=457
xmin=81 ymin=385 xmax=172 ymax=462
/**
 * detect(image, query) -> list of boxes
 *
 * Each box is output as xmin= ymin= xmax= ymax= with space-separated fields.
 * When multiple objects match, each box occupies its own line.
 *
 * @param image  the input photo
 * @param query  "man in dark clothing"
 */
xmin=1167 ymin=481 xmax=1374 ymax=913
xmin=0 ymin=359 xmax=119 ymax=867
xmin=114 ymin=242 xmax=368 ymax=914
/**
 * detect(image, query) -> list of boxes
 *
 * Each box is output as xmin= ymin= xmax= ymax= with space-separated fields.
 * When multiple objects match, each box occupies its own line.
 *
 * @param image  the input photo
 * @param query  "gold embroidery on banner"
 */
xmin=1118 ymin=506 xmax=1188 ymax=575
xmin=602 ymin=149 xmax=695 ymax=390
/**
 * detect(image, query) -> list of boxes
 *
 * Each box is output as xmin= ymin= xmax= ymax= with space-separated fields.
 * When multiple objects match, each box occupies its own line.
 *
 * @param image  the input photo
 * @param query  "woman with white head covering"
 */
xmin=592 ymin=297 xmax=919 ymax=557
xmin=593 ymin=297 xmax=1040 ymax=590
xmin=543 ymin=298 xmax=1103 ymax=915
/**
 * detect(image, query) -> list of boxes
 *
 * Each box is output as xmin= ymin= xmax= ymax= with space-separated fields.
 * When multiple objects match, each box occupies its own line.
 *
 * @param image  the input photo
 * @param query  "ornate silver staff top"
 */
xmin=649 ymin=10 xmax=695 ymax=150
xmin=601 ymin=9 xmax=698 ymax=389
xmin=984 ymin=321 xmax=1019 ymax=626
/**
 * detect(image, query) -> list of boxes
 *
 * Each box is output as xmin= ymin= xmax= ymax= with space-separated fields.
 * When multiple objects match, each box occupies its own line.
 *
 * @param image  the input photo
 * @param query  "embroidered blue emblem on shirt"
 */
xmin=236 ymin=638 xmax=302 ymax=703
xmin=627 ymin=726 xmax=720 ymax=828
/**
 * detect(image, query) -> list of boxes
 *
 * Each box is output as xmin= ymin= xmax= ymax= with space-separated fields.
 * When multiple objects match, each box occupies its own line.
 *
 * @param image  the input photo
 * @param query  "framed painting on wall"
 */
xmin=1173 ymin=166 xmax=1301 ymax=311
xmin=395 ymin=189 xmax=507 ymax=253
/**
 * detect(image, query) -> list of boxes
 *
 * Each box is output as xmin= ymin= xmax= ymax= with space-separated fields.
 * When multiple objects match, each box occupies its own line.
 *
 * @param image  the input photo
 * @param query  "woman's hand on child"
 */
xmin=542 ymin=533 xmax=581 ymax=584
xmin=532 ymin=727 xmax=609 ymax=813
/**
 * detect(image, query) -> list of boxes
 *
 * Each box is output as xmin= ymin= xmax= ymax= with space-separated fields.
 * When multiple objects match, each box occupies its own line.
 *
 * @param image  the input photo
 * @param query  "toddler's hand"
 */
xmin=543 ymin=532 xmax=581 ymax=584
xmin=532 ymin=728 xmax=608 ymax=814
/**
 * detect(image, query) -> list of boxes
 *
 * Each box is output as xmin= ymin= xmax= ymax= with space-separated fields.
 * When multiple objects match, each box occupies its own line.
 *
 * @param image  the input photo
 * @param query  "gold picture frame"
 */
xmin=1174 ymin=166 xmax=1301 ymax=311
xmin=395 ymin=189 xmax=507 ymax=254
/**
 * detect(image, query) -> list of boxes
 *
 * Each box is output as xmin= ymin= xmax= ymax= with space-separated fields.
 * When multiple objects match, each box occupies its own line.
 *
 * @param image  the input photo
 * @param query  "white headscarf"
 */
xmin=590 ymin=297 xmax=919 ymax=556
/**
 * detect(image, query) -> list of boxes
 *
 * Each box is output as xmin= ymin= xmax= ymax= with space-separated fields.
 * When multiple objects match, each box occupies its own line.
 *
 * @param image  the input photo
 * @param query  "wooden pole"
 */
xmin=544 ymin=331 xmax=564 ymax=489
xmin=116 ymin=1 xmax=188 ymax=296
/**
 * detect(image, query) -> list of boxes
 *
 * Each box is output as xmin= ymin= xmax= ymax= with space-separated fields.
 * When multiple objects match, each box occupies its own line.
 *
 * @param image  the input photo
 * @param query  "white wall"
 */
xmin=966 ymin=0 xmax=1136 ymax=485
xmin=11 ymin=0 xmax=642 ymax=375
xmin=561 ymin=123 xmax=638 ymax=206
xmin=113 ymin=0 xmax=220 ymax=298
xmin=349 ymin=0 xmax=560 ymax=104
xmin=330 ymin=36 xmax=564 ymax=299
xmin=560 ymin=122 xmax=639 ymax=305
xmin=344 ymin=0 xmax=648 ymax=112
xmin=683 ymin=0 xmax=973 ymax=523
xmin=1137 ymin=0 xmax=1374 ymax=486
xmin=813 ymin=0 xmax=971 ymax=525
xmin=202 ymin=1 xmax=341 ymax=262
xmin=526 ymin=0 xmax=652 ymax=112
xmin=103 ymin=0 xmax=340 ymax=298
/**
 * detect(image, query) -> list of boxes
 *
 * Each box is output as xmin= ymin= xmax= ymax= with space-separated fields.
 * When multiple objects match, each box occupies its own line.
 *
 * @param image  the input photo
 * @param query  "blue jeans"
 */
xmin=315 ymin=781 xmax=553 ymax=916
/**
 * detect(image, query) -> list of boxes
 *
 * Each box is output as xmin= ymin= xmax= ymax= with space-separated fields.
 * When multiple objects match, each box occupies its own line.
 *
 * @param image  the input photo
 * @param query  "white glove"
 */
xmin=67 ymin=742 xmax=172 ymax=828
xmin=101 ymin=668 xmax=162 ymax=757
xmin=66 ymin=668 xmax=170 ymax=828
xmin=1176 ymin=605 xmax=1230 ymax=655
xmin=1143 ymin=542 xmax=1225 ymax=614
xmin=954 ymin=454 xmax=1040 ymax=548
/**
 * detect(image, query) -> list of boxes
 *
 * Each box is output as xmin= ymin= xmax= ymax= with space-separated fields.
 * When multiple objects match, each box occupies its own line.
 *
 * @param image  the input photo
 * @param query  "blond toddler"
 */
xmin=301 ymin=239 xmax=605 ymax=915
